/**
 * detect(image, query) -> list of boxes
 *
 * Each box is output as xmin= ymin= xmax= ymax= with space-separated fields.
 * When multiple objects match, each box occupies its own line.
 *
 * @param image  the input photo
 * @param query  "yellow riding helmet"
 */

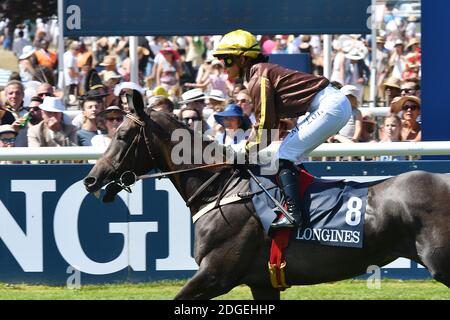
xmin=213 ymin=29 xmax=261 ymax=59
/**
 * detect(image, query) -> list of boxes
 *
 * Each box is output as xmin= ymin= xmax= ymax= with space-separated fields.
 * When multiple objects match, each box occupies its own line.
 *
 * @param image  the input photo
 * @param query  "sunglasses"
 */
xmin=105 ymin=117 xmax=124 ymax=122
xmin=182 ymin=117 xmax=201 ymax=124
xmin=402 ymin=104 xmax=419 ymax=111
xmin=37 ymin=92 xmax=54 ymax=97
xmin=0 ymin=137 xmax=16 ymax=144
xmin=236 ymin=99 xmax=249 ymax=104
xmin=222 ymin=56 xmax=235 ymax=68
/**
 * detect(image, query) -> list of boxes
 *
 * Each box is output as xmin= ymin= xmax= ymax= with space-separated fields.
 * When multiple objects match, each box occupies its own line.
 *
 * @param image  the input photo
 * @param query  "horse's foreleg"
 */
xmin=249 ymin=286 xmax=280 ymax=300
xmin=174 ymin=265 xmax=236 ymax=300
xmin=174 ymin=233 xmax=262 ymax=299
xmin=418 ymin=237 xmax=450 ymax=287
xmin=175 ymin=205 xmax=265 ymax=300
xmin=423 ymin=250 xmax=450 ymax=288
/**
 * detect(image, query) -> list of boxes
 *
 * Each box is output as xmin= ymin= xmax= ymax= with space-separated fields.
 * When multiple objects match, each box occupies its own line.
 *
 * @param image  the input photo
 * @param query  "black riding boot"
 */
xmin=270 ymin=160 xmax=303 ymax=229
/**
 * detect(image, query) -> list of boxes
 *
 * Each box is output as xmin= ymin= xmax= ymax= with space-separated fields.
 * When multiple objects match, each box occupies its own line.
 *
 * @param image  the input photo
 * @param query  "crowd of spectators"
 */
xmin=0 ymin=3 xmax=422 ymax=164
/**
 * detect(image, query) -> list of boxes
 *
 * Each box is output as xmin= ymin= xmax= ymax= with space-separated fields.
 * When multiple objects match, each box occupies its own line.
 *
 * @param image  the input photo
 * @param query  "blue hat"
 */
xmin=214 ymin=104 xmax=252 ymax=130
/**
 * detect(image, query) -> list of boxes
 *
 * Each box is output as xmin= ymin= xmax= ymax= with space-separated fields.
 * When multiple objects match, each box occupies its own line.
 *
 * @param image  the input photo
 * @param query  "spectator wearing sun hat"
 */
xmin=344 ymin=41 xmax=370 ymax=103
xmin=204 ymin=89 xmax=227 ymax=135
xmin=154 ymin=43 xmax=182 ymax=95
xmin=17 ymin=45 xmax=36 ymax=83
xmin=99 ymin=55 xmax=118 ymax=73
xmin=382 ymin=76 xmax=402 ymax=106
xmin=390 ymin=95 xmax=421 ymax=142
xmin=102 ymin=70 xmax=122 ymax=107
xmin=179 ymin=88 xmax=207 ymax=115
xmin=27 ymin=97 xmax=78 ymax=153
xmin=98 ymin=55 xmax=119 ymax=97
xmin=403 ymin=38 xmax=421 ymax=81
xmin=388 ymin=39 xmax=406 ymax=80
xmin=91 ymin=106 xmax=126 ymax=149
xmin=0 ymin=124 xmax=18 ymax=147
xmin=331 ymin=35 xmax=353 ymax=85
xmin=0 ymin=124 xmax=21 ymax=164
xmin=359 ymin=115 xmax=378 ymax=143
xmin=213 ymin=104 xmax=251 ymax=147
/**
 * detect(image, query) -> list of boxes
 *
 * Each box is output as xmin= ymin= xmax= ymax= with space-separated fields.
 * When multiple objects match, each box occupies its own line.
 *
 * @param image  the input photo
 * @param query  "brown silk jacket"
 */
xmin=245 ymin=63 xmax=329 ymax=150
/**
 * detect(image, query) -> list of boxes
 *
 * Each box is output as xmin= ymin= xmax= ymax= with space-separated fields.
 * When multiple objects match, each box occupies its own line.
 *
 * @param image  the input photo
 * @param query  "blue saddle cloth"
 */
xmin=249 ymin=172 xmax=384 ymax=248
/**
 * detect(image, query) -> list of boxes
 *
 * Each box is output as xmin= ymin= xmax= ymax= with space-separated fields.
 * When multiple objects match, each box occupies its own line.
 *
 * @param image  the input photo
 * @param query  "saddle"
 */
xmin=190 ymin=164 xmax=381 ymax=290
xmin=249 ymin=166 xmax=382 ymax=290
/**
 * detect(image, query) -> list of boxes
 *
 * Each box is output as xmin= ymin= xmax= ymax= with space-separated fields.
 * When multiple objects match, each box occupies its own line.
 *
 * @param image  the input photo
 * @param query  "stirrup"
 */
xmin=270 ymin=215 xmax=300 ymax=229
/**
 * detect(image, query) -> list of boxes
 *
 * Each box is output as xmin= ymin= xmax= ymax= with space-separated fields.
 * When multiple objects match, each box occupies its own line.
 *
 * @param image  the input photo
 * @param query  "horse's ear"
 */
xmin=126 ymin=89 xmax=146 ymax=118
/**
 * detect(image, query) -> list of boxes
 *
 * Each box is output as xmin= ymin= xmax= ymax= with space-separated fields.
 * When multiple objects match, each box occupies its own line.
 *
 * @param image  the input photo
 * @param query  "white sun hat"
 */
xmin=40 ymin=97 xmax=65 ymax=113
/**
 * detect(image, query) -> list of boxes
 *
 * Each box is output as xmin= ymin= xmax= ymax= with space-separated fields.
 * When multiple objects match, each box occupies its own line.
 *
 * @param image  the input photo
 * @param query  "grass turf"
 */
xmin=0 ymin=279 xmax=448 ymax=300
xmin=0 ymin=48 xmax=19 ymax=72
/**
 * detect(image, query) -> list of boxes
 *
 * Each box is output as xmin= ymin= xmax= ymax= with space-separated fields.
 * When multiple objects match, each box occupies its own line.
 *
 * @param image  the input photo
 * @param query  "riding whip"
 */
xmin=246 ymin=169 xmax=295 ymax=224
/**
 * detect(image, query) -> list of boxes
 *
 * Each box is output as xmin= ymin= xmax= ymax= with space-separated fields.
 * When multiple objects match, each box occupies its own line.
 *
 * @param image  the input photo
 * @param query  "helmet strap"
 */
xmin=235 ymin=55 xmax=247 ymax=78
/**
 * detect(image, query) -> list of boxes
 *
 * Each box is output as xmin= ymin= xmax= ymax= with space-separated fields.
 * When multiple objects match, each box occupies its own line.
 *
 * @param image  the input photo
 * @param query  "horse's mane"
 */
xmin=145 ymin=108 xmax=228 ymax=155
xmin=143 ymin=109 xmax=238 ymax=205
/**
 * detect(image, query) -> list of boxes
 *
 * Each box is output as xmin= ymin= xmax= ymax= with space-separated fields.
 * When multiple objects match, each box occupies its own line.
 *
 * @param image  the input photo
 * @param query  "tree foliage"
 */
xmin=0 ymin=0 xmax=57 ymax=25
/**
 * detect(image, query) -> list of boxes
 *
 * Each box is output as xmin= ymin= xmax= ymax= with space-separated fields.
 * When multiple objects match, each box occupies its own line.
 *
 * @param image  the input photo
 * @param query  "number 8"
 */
xmin=345 ymin=197 xmax=362 ymax=226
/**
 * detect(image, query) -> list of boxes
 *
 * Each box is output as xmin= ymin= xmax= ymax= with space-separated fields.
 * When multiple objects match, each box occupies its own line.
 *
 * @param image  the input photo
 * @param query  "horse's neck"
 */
xmin=149 ymin=114 xmax=240 ymax=211
xmin=157 ymin=128 xmax=230 ymax=205
xmin=166 ymin=168 xmax=232 ymax=209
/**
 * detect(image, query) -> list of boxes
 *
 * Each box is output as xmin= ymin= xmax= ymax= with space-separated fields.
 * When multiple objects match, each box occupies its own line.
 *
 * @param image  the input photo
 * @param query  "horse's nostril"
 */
xmin=84 ymin=176 xmax=97 ymax=188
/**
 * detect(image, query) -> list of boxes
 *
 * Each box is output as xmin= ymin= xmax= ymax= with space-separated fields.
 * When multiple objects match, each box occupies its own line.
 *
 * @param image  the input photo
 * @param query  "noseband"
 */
xmin=104 ymin=113 xmax=155 ymax=192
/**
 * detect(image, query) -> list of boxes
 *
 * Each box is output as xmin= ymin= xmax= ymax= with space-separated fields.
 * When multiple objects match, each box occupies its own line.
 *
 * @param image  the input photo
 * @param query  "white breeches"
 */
xmin=278 ymin=85 xmax=352 ymax=163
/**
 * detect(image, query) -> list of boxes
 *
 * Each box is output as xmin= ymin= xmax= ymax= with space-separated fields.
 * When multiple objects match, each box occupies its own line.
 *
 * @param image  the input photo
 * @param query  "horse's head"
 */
xmin=84 ymin=89 xmax=158 ymax=202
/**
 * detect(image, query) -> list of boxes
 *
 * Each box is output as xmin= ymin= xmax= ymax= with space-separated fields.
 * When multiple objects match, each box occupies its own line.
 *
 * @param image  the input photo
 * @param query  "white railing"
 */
xmin=0 ymin=142 xmax=449 ymax=162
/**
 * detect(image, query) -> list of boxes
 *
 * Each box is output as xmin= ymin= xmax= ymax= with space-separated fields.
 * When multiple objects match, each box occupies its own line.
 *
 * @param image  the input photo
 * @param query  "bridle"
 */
xmin=103 ymin=113 xmax=155 ymax=192
xmin=103 ymin=112 xmax=230 ymax=194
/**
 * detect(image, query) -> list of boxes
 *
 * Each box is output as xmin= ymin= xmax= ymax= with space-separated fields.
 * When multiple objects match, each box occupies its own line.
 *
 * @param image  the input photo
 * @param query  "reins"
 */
xmin=103 ymin=112 xmax=281 ymax=223
xmin=108 ymin=112 xmax=233 ymax=197
xmin=136 ymin=162 xmax=230 ymax=181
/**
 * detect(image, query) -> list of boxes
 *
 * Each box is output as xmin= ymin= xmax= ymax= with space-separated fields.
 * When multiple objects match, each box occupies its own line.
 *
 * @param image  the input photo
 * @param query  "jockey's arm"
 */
xmin=245 ymin=75 xmax=277 ymax=154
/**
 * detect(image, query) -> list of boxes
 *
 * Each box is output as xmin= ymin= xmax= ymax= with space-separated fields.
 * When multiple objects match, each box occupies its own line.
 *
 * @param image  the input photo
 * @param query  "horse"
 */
xmin=84 ymin=90 xmax=450 ymax=300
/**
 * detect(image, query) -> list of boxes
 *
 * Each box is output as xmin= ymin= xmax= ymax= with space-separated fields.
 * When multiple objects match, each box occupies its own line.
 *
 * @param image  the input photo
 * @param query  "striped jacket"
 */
xmin=245 ymin=63 xmax=329 ymax=150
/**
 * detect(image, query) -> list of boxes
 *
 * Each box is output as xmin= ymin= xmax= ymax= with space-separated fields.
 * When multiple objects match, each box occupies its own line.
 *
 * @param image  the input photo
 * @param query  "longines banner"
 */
xmin=63 ymin=0 xmax=371 ymax=36
xmin=0 ymin=162 xmax=441 ymax=284
xmin=0 ymin=164 xmax=197 ymax=284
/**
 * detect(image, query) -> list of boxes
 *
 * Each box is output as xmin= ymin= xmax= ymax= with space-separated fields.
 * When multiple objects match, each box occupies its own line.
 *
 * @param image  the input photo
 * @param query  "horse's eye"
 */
xmin=115 ymin=130 xmax=127 ymax=141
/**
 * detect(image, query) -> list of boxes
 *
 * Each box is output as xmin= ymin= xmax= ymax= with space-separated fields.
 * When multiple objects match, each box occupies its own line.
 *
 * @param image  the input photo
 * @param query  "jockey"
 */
xmin=213 ymin=29 xmax=352 ymax=230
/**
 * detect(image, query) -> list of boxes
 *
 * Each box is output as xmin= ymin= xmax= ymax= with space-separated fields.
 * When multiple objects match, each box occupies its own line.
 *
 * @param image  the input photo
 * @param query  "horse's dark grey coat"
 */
xmin=84 ymin=90 xmax=450 ymax=300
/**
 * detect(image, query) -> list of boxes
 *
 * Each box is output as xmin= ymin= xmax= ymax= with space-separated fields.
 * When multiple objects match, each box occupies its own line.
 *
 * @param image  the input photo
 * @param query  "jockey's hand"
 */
xmin=225 ymin=144 xmax=249 ymax=168
xmin=233 ymin=147 xmax=249 ymax=168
